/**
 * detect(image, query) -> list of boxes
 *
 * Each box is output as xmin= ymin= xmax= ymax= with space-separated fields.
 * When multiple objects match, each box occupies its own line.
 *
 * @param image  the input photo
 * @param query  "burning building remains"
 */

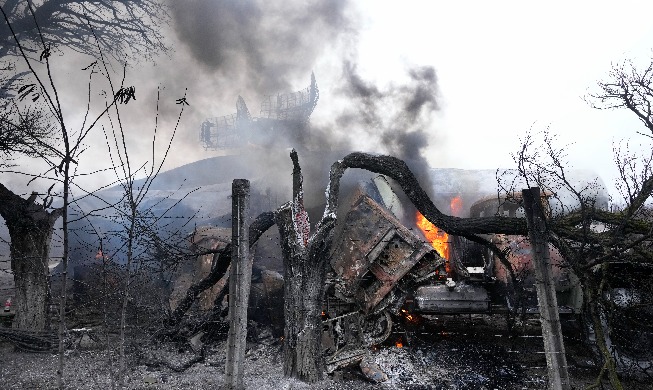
xmin=200 ymin=73 xmax=318 ymax=150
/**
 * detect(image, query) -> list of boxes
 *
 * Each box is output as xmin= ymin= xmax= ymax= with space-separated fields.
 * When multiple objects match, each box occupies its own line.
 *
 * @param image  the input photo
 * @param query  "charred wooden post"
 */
xmin=522 ymin=187 xmax=570 ymax=390
xmin=225 ymin=179 xmax=251 ymax=390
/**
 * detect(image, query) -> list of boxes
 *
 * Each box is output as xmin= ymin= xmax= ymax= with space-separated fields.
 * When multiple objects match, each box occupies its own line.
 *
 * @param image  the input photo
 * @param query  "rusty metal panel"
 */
xmin=330 ymin=194 xmax=436 ymax=313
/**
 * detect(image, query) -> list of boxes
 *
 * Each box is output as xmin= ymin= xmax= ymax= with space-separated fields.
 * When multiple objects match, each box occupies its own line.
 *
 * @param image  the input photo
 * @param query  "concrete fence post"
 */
xmin=522 ymin=187 xmax=571 ymax=390
xmin=225 ymin=179 xmax=251 ymax=390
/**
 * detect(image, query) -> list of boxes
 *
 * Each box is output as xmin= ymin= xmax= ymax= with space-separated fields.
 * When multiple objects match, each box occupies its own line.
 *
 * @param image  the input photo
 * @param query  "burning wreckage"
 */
xmin=321 ymin=176 xmax=582 ymax=371
xmin=193 ymin=75 xmax=584 ymax=372
xmin=190 ymin=75 xmax=646 ymax=376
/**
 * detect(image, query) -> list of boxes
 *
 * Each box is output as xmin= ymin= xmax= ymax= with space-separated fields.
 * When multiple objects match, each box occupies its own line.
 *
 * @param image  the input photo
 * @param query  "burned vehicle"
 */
xmin=322 ymin=176 xmax=583 ymax=368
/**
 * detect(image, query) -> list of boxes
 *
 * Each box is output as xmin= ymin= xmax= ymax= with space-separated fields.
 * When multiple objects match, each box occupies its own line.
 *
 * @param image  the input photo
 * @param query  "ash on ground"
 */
xmin=0 ymin=315 xmax=650 ymax=389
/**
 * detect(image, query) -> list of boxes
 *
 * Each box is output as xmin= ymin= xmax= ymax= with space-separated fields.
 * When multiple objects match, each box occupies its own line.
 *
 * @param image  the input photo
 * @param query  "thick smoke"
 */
xmin=0 ymin=0 xmax=448 ymax=276
xmin=335 ymin=62 xmax=439 ymax=152
xmin=123 ymin=0 xmax=359 ymax=199
xmin=169 ymin=6 xmax=442 ymax=210
xmin=314 ymin=61 xmax=440 ymax=200
xmin=247 ymin=59 xmax=440 ymax=220
xmin=0 ymin=0 xmax=442 ymax=211
xmin=170 ymin=0 xmax=350 ymax=93
xmin=165 ymin=0 xmax=441 ymax=206
xmin=9 ymin=0 xmax=441 ymax=215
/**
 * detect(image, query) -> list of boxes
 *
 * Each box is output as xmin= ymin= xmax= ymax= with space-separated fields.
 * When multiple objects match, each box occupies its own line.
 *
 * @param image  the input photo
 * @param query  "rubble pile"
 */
xmin=360 ymin=335 xmax=530 ymax=389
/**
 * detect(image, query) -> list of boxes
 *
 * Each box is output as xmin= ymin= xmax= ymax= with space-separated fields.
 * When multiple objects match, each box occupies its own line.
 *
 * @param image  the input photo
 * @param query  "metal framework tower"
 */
xmin=200 ymin=73 xmax=319 ymax=150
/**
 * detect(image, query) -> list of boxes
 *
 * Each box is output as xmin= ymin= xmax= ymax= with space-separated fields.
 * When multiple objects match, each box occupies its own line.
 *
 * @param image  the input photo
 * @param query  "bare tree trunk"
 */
xmin=0 ymin=184 xmax=61 ymax=332
xmin=275 ymin=205 xmax=305 ymax=377
xmin=583 ymin=272 xmax=624 ymax=390
xmin=297 ymin=219 xmax=333 ymax=379
xmin=57 ymin=155 xmax=72 ymax=390
xmin=118 ymin=204 xmax=137 ymax=387
xmin=275 ymin=150 xmax=336 ymax=382
xmin=11 ymin=233 xmax=52 ymax=331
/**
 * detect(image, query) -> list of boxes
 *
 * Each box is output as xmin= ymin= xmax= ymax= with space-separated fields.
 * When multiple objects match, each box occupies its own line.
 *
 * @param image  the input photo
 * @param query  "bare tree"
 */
xmin=274 ymin=150 xmax=334 ymax=382
xmin=0 ymin=91 xmax=62 ymax=333
xmin=0 ymin=7 xmax=155 ymax=389
xmin=589 ymin=58 xmax=653 ymax=139
xmin=0 ymin=0 xmax=168 ymax=61
xmin=582 ymin=61 xmax=653 ymax=388
xmin=492 ymin=58 xmax=653 ymax=389
xmin=105 ymin=84 xmax=188 ymax=386
xmin=0 ymin=0 xmax=169 ymax=335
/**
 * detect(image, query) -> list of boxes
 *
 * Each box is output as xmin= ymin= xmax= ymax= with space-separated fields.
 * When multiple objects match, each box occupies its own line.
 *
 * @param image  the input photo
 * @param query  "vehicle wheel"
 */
xmin=359 ymin=310 xmax=393 ymax=347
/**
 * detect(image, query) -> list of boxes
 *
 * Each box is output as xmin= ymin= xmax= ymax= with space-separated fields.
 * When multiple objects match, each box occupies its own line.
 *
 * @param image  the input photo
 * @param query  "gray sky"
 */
xmin=352 ymin=1 xmax=653 ymax=196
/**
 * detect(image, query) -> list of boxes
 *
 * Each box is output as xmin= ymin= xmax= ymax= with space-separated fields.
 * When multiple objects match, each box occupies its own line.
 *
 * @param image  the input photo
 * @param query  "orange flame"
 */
xmin=450 ymin=195 xmax=463 ymax=216
xmin=400 ymin=308 xmax=415 ymax=323
xmin=416 ymin=212 xmax=449 ymax=259
xmin=416 ymin=211 xmax=450 ymax=273
xmin=395 ymin=339 xmax=404 ymax=348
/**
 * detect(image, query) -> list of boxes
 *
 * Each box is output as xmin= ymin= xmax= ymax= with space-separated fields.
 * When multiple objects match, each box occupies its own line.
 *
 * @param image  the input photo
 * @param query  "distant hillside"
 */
xmin=136 ymin=154 xmax=258 ymax=190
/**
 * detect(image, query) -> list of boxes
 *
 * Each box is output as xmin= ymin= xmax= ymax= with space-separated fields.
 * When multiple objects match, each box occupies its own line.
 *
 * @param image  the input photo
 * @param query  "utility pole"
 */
xmin=522 ymin=187 xmax=571 ymax=390
xmin=225 ymin=179 xmax=251 ymax=390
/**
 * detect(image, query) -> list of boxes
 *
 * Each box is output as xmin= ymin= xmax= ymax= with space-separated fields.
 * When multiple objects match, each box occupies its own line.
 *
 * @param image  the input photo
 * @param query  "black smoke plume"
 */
xmin=171 ymin=0 xmax=351 ymax=93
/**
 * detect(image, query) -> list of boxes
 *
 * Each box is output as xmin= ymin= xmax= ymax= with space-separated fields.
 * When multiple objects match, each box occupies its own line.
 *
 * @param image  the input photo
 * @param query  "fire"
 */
xmin=450 ymin=195 xmax=463 ymax=216
xmin=416 ymin=211 xmax=451 ymax=273
xmin=400 ymin=308 xmax=415 ymax=323
xmin=416 ymin=211 xmax=450 ymax=261
xmin=395 ymin=339 xmax=404 ymax=348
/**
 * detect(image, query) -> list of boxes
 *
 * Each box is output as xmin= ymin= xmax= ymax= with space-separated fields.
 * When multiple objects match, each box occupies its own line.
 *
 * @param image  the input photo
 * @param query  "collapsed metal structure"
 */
xmin=322 ymin=175 xmax=584 ymax=371
xmin=200 ymin=74 xmax=319 ymax=150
